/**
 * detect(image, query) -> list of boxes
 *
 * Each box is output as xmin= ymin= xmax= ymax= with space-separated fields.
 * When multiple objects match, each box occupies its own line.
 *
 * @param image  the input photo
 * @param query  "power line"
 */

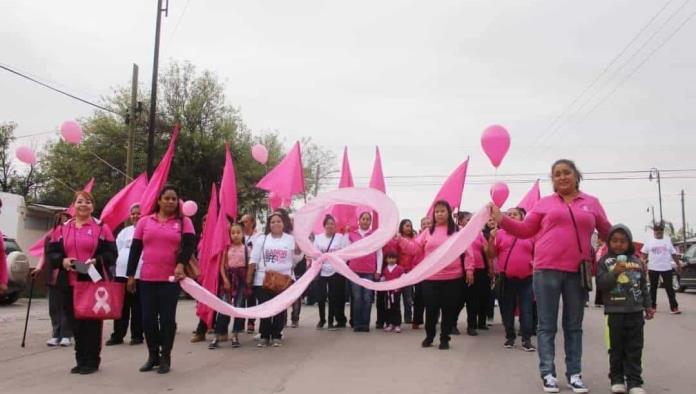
xmin=324 ymin=168 xmax=696 ymax=180
xmin=0 ymin=62 xmax=122 ymax=117
xmin=530 ymin=0 xmax=679 ymax=148
xmin=578 ymin=6 xmax=696 ymax=123
xmin=533 ymin=0 xmax=693 ymax=149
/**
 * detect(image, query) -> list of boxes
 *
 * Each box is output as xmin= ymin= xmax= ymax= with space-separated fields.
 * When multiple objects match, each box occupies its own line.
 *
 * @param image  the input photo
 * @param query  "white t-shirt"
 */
xmin=251 ymin=233 xmax=296 ymax=286
xmin=641 ymin=237 xmax=676 ymax=272
xmin=116 ymin=225 xmax=142 ymax=278
xmin=313 ymin=233 xmax=347 ymax=277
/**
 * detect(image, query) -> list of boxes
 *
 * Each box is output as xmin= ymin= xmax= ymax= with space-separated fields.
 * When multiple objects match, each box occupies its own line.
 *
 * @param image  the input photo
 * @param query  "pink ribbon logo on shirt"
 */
xmin=179 ymin=187 xmax=490 ymax=319
xmin=92 ymin=287 xmax=111 ymax=314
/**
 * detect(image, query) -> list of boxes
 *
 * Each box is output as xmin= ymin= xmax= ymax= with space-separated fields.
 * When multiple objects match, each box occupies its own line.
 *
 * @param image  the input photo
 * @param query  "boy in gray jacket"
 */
xmin=597 ymin=224 xmax=655 ymax=394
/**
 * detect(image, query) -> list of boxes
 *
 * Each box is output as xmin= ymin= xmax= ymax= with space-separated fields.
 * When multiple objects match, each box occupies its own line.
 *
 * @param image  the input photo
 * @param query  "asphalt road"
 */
xmin=1 ymin=289 xmax=693 ymax=394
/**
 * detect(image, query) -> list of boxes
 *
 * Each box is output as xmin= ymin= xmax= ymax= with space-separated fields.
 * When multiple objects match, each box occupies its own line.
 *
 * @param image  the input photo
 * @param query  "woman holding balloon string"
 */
xmin=490 ymin=159 xmax=611 ymax=393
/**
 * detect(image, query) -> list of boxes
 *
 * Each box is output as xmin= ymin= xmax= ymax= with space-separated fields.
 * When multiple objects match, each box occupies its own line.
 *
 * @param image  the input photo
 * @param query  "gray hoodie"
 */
xmin=596 ymin=224 xmax=652 ymax=314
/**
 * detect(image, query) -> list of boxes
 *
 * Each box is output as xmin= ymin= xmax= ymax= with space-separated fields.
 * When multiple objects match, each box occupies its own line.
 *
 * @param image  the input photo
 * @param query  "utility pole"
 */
xmin=146 ymin=0 xmax=168 ymax=176
xmin=649 ymin=168 xmax=663 ymax=223
xmin=681 ymin=190 xmax=687 ymax=252
xmin=126 ymin=63 xmax=139 ymax=185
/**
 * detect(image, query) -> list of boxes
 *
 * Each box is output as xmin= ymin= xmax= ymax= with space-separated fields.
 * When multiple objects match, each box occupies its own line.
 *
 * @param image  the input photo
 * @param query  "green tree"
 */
xmin=0 ymin=122 xmax=41 ymax=198
xmin=37 ymin=60 xmax=336 ymax=225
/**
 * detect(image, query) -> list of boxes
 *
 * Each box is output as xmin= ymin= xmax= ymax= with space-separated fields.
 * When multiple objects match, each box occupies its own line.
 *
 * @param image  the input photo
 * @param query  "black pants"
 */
xmin=48 ymin=285 xmax=73 ymax=339
xmin=376 ymin=291 xmax=387 ymax=327
xmin=254 ymin=286 xmax=286 ymax=340
xmin=499 ymin=276 xmax=534 ymax=341
xmin=471 ymin=269 xmax=491 ymax=328
xmin=412 ymin=282 xmax=425 ymax=325
xmin=139 ymin=281 xmax=180 ymax=359
xmin=316 ymin=275 xmax=347 ymax=325
xmin=383 ymin=291 xmax=402 ymax=327
xmin=111 ymin=280 xmax=143 ymax=342
xmin=607 ymin=312 xmax=645 ymax=389
xmin=63 ymin=288 xmax=103 ymax=368
xmin=648 ymin=270 xmax=678 ymax=309
xmin=423 ymin=278 xmax=462 ymax=343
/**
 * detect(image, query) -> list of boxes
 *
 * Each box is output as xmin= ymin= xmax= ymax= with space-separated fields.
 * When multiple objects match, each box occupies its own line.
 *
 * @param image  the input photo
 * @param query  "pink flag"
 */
xmin=331 ymin=147 xmax=357 ymax=231
xmin=427 ymin=158 xmax=469 ymax=216
xmin=256 ymin=141 xmax=305 ymax=199
xmin=66 ymin=178 xmax=95 ymax=216
xmin=218 ymin=144 xmax=238 ymax=220
xmin=99 ymin=173 xmax=148 ymax=230
xmin=368 ymin=146 xmax=386 ymax=193
xmin=140 ymin=125 xmax=180 ymax=215
xmin=196 ymin=184 xmax=219 ymax=326
xmin=269 ymin=192 xmax=291 ymax=211
xmin=517 ymin=179 xmax=541 ymax=212
xmin=368 ymin=146 xmax=386 ymax=229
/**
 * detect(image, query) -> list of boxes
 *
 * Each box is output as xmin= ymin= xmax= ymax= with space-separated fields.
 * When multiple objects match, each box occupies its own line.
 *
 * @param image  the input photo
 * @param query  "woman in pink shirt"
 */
xmin=488 ymin=207 xmax=536 ymax=352
xmin=399 ymin=201 xmax=465 ymax=350
xmin=491 ymin=159 xmax=611 ymax=393
xmin=347 ymin=211 xmax=382 ymax=332
xmin=396 ymin=219 xmax=418 ymax=326
xmin=45 ymin=191 xmax=117 ymax=375
xmin=127 ymin=185 xmax=196 ymax=374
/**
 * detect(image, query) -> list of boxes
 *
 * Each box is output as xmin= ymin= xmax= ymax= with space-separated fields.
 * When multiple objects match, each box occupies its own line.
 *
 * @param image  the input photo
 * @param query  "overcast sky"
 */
xmin=2 ymin=0 xmax=695 ymax=242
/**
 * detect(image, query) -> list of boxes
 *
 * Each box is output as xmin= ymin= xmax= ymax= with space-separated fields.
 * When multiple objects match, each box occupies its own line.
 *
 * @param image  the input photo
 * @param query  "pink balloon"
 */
xmin=481 ymin=125 xmax=510 ymax=168
xmin=182 ymin=200 xmax=198 ymax=217
xmin=490 ymin=182 xmax=510 ymax=207
xmin=15 ymin=146 xmax=37 ymax=165
xmin=60 ymin=120 xmax=82 ymax=144
xmin=251 ymin=144 xmax=269 ymax=165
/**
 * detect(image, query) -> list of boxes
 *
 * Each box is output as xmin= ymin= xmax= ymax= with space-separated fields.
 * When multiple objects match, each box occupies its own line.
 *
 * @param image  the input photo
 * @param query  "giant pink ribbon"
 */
xmin=179 ymin=187 xmax=489 ymax=318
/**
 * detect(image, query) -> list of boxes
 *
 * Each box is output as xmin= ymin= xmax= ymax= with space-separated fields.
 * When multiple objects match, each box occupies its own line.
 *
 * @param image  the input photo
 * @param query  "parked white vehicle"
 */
xmin=1 ymin=237 xmax=30 ymax=305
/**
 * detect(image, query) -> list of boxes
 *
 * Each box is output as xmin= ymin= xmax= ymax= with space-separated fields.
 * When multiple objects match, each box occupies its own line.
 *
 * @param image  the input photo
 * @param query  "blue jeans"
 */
xmin=401 ymin=285 xmax=414 ymax=323
xmin=533 ymin=270 xmax=585 ymax=379
xmin=350 ymin=273 xmax=374 ymax=330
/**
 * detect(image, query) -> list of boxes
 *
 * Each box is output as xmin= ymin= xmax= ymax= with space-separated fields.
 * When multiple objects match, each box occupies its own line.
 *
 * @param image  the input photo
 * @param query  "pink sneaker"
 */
xmin=384 ymin=325 xmax=393 ymax=332
xmin=394 ymin=326 xmax=402 ymax=333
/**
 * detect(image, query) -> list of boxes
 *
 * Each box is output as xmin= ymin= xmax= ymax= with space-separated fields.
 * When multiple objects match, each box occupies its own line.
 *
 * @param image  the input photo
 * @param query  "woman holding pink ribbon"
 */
xmin=347 ymin=211 xmax=382 ymax=333
xmin=490 ymin=159 xmax=611 ymax=393
xmin=45 ymin=191 xmax=117 ymax=375
xmin=127 ymin=185 xmax=196 ymax=374
xmin=399 ymin=200 xmax=468 ymax=350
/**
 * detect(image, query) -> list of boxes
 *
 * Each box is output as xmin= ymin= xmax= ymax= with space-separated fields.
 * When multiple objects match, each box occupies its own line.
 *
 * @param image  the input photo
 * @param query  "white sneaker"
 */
xmin=567 ymin=374 xmax=589 ymax=393
xmin=254 ymin=333 xmax=262 ymax=341
xmin=611 ymin=383 xmax=626 ymax=393
xmin=46 ymin=338 xmax=59 ymax=347
xmin=542 ymin=374 xmax=560 ymax=393
xmin=59 ymin=338 xmax=72 ymax=347
xmin=628 ymin=388 xmax=646 ymax=394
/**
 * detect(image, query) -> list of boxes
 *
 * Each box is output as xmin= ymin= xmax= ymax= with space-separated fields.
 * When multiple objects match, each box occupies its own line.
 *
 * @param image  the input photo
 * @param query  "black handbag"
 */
xmin=567 ymin=206 xmax=593 ymax=291
xmin=494 ymin=238 xmax=517 ymax=299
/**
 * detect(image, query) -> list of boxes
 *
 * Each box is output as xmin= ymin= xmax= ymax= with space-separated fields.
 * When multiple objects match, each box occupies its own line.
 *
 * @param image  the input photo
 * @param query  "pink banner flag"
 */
xmin=427 ymin=157 xmax=469 ymax=216
xmin=196 ymin=184 xmax=218 ymax=326
xmin=368 ymin=146 xmax=386 ymax=229
xmin=517 ymin=179 xmax=541 ymax=212
xmin=66 ymin=178 xmax=95 ymax=216
xmin=330 ymin=146 xmax=357 ymax=232
xmin=140 ymin=125 xmax=180 ymax=215
xmin=99 ymin=173 xmax=148 ymax=230
xmin=218 ymin=144 xmax=238 ymax=220
xmin=256 ymin=141 xmax=305 ymax=199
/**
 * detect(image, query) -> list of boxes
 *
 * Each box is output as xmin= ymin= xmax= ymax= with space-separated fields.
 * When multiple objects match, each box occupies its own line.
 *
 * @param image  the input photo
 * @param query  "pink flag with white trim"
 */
xmin=427 ymin=158 xmax=469 ymax=216
xmin=256 ymin=141 xmax=305 ymax=199
xmin=99 ymin=173 xmax=148 ymax=230
xmin=140 ymin=125 xmax=180 ymax=215
xmin=517 ymin=179 xmax=541 ymax=212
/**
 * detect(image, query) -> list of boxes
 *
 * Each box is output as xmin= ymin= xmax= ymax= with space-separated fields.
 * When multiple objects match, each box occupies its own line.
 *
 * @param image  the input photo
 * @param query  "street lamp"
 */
xmin=648 ymin=168 xmax=663 ymax=223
